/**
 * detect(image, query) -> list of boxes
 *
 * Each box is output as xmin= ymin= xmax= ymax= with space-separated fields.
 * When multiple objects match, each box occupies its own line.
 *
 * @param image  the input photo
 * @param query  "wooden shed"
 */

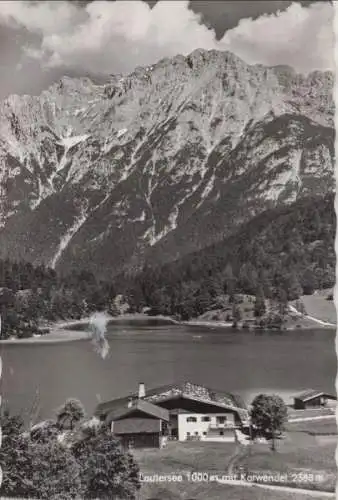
xmin=293 ymin=389 xmax=336 ymax=410
xmin=105 ymin=399 xmax=170 ymax=450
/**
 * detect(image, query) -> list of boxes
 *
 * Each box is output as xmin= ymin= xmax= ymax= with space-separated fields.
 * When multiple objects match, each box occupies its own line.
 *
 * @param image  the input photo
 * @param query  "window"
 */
xmin=203 ymin=431 xmax=207 ymax=436
xmin=186 ymin=432 xmax=191 ymax=436
xmin=127 ymin=439 xmax=135 ymax=449
xmin=219 ymin=430 xmax=224 ymax=436
xmin=202 ymin=416 xmax=210 ymax=422
xmin=195 ymin=431 xmax=199 ymax=436
xmin=216 ymin=416 xmax=227 ymax=424
xmin=186 ymin=416 xmax=197 ymax=423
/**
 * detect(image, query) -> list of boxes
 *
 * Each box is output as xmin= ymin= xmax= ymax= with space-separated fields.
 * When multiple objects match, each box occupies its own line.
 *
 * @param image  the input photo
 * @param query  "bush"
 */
xmin=0 ymin=434 xmax=81 ymax=499
xmin=16 ymin=328 xmax=34 ymax=339
xmin=1 ymin=406 xmax=141 ymax=500
xmin=72 ymin=426 xmax=141 ymax=499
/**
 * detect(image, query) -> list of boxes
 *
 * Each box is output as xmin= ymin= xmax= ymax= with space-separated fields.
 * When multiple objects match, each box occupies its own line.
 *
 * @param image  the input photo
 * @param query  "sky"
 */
xmin=0 ymin=0 xmax=334 ymax=99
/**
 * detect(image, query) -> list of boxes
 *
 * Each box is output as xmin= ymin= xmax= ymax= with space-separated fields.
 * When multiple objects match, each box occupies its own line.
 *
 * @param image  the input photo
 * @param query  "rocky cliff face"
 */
xmin=0 ymin=49 xmax=334 ymax=276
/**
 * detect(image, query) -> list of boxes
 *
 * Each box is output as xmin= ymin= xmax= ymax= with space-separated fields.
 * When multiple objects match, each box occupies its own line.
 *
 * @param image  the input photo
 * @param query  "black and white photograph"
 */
xmin=0 ymin=0 xmax=336 ymax=499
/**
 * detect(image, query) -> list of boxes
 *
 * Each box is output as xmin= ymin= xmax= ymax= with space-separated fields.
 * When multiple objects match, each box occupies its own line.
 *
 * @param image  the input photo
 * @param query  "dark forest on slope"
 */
xmin=121 ymin=193 xmax=335 ymax=319
xmin=0 ymin=262 xmax=116 ymax=338
xmin=0 ymin=193 xmax=335 ymax=336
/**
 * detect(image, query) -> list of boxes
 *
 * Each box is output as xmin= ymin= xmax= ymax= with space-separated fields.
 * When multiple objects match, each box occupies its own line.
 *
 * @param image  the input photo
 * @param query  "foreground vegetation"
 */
xmin=0 ymin=401 xmax=140 ymax=499
xmin=1 ymin=392 xmax=335 ymax=498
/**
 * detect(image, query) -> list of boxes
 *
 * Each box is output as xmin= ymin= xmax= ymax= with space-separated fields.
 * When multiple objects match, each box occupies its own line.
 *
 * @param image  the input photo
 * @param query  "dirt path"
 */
xmin=288 ymin=414 xmax=336 ymax=423
xmin=288 ymin=304 xmax=336 ymax=327
xmin=217 ymin=478 xmax=335 ymax=497
xmin=256 ymin=484 xmax=335 ymax=497
xmin=226 ymin=442 xmax=249 ymax=475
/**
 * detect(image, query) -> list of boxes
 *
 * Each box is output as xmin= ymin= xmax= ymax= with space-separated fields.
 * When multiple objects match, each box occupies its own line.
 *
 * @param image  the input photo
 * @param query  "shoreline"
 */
xmin=184 ymin=318 xmax=336 ymax=331
xmin=287 ymin=305 xmax=336 ymax=329
xmin=0 ymin=313 xmax=179 ymax=345
xmin=0 ymin=311 xmax=335 ymax=345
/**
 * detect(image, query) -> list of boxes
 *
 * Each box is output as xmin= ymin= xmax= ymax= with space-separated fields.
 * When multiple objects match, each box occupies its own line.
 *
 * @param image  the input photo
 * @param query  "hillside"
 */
xmin=123 ymin=193 xmax=335 ymax=321
xmin=291 ymin=289 xmax=336 ymax=325
xmin=0 ymin=49 xmax=334 ymax=277
xmin=160 ymin=192 xmax=335 ymax=287
xmin=0 ymin=192 xmax=334 ymax=337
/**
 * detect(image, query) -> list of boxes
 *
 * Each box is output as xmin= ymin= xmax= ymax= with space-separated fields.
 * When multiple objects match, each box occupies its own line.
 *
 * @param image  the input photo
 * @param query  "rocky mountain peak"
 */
xmin=0 ymin=49 xmax=334 ymax=276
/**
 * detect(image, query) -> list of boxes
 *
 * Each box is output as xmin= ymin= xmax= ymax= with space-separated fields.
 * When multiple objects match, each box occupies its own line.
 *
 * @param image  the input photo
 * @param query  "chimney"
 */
xmin=127 ymin=397 xmax=133 ymax=408
xmin=138 ymin=382 xmax=145 ymax=399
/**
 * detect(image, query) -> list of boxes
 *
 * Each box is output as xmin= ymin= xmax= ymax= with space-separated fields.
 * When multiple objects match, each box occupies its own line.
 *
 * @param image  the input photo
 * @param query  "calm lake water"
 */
xmin=0 ymin=320 xmax=336 ymax=422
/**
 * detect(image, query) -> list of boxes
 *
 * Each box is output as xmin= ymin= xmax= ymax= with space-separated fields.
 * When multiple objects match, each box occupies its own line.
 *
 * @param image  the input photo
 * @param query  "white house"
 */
xmin=178 ymin=411 xmax=236 ymax=442
xmin=95 ymin=382 xmax=249 ymax=445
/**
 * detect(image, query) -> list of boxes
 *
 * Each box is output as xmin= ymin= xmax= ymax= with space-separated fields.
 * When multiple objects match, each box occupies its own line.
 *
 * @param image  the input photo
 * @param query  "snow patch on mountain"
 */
xmin=266 ymin=170 xmax=293 ymax=201
xmin=144 ymin=206 xmax=179 ymax=246
xmin=30 ymin=178 xmax=53 ymax=210
xmin=50 ymin=211 xmax=88 ymax=269
xmin=262 ymin=150 xmax=302 ymax=202
xmin=60 ymin=134 xmax=90 ymax=150
xmin=131 ymin=211 xmax=146 ymax=223
xmin=120 ymin=134 xmax=151 ymax=182
xmin=288 ymin=150 xmax=302 ymax=194
xmin=73 ymin=107 xmax=87 ymax=117
xmin=196 ymin=174 xmax=216 ymax=209
xmin=30 ymin=135 xmax=90 ymax=210
xmin=117 ymin=128 xmax=128 ymax=139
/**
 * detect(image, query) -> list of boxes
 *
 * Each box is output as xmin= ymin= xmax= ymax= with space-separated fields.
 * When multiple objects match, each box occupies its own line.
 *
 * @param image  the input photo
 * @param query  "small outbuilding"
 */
xmin=293 ymin=389 xmax=337 ymax=410
xmin=102 ymin=397 xmax=170 ymax=450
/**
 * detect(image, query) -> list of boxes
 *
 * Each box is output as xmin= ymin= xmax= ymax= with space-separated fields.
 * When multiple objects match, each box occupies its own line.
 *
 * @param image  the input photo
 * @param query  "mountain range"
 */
xmin=0 ymin=49 xmax=334 ymax=277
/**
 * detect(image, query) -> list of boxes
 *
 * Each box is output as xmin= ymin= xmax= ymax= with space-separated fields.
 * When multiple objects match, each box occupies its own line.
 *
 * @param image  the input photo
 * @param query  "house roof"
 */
xmin=294 ymin=389 xmax=336 ymax=402
xmin=104 ymin=398 xmax=169 ymax=422
xmin=95 ymin=382 xmax=248 ymax=420
xmin=113 ymin=418 xmax=162 ymax=434
xmin=144 ymin=381 xmax=247 ymax=411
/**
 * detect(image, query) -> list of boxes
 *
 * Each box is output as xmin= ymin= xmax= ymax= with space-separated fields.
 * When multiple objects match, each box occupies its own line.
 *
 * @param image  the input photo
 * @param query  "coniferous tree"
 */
xmin=254 ymin=288 xmax=266 ymax=317
xmin=277 ymin=288 xmax=288 ymax=318
xmin=224 ymin=263 xmax=236 ymax=297
xmin=285 ymin=272 xmax=303 ymax=300
xmin=56 ymin=399 xmax=86 ymax=431
xmin=232 ymin=302 xmax=241 ymax=328
xmin=301 ymin=269 xmax=316 ymax=295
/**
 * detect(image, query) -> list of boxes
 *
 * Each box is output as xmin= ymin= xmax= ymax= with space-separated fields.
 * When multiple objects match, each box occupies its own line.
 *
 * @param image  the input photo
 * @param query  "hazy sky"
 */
xmin=0 ymin=0 xmax=333 ymax=99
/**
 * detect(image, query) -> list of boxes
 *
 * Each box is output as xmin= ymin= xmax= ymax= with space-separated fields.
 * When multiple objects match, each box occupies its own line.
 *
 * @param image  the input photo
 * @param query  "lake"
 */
xmin=0 ymin=320 xmax=336 ymax=423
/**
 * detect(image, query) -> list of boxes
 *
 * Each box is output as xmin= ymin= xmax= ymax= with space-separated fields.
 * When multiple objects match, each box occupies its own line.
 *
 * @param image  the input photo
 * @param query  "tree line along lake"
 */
xmin=0 ymin=319 xmax=335 ymax=423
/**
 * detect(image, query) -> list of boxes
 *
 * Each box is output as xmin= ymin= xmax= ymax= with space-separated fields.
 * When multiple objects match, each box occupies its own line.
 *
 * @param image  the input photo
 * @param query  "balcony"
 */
xmin=209 ymin=422 xmax=234 ymax=430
